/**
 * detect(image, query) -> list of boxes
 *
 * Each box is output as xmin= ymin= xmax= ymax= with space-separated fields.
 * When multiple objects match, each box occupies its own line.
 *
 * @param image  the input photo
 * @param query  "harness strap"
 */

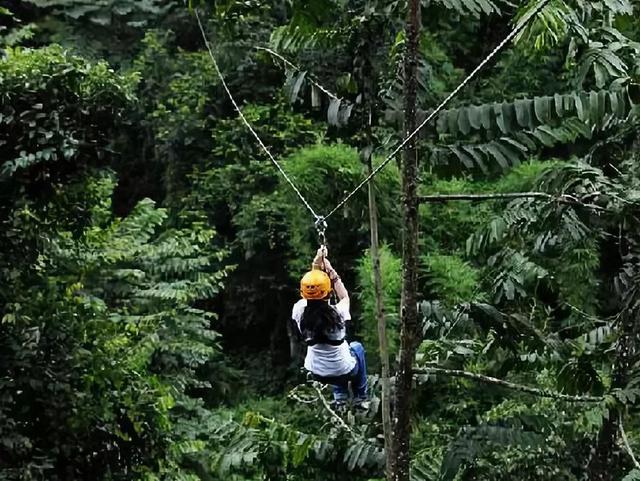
xmin=305 ymin=336 xmax=346 ymax=347
xmin=312 ymin=372 xmax=352 ymax=387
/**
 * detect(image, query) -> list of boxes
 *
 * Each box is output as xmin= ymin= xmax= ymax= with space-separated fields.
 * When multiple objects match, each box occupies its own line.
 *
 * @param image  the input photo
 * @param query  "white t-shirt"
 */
xmin=291 ymin=298 xmax=356 ymax=377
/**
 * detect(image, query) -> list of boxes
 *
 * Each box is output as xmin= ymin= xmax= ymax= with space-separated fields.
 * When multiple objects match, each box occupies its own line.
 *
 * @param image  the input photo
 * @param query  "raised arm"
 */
xmin=324 ymin=258 xmax=348 ymax=301
xmin=312 ymin=247 xmax=348 ymax=302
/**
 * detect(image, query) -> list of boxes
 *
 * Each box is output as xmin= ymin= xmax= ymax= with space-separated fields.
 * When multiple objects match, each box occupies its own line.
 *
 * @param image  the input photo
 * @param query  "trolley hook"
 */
xmin=314 ymin=216 xmax=328 ymax=246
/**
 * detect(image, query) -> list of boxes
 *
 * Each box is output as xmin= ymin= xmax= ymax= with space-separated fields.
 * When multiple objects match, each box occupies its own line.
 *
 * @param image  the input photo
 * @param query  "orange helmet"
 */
xmin=300 ymin=269 xmax=332 ymax=300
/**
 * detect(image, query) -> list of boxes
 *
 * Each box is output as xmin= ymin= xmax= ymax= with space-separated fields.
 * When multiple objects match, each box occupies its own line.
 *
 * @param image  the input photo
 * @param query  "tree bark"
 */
xmin=586 ymin=138 xmax=640 ymax=481
xmin=390 ymin=1 xmax=421 ymax=480
xmin=586 ymin=309 xmax=637 ymax=480
xmin=355 ymin=18 xmax=393 ymax=476
xmin=366 ymin=145 xmax=393 ymax=478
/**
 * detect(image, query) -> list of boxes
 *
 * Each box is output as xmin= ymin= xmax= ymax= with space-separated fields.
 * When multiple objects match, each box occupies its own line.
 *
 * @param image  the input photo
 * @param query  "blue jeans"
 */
xmin=333 ymin=341 xmax=368 ymax=402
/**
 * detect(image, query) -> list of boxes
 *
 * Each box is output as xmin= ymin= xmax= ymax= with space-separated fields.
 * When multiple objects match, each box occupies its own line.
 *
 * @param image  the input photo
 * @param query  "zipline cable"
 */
xmin=194 ymin=8 xmax=320 ymax=221
xmin=255 ymin=46 xmax=341 ymax=102
xmin=194 ymin=0 xmax=552 ymax=229
xmin=322 ymin=0 xmax=553 ymax=221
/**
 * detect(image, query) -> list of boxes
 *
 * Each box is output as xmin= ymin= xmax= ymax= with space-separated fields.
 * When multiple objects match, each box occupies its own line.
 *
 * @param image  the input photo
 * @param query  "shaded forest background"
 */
xmin=1 ymin=0 xmax=640 ymax=480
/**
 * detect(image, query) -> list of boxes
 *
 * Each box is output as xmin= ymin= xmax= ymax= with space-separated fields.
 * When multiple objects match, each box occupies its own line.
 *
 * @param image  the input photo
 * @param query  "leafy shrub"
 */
xmin=0 ymin=45 xmax=137 ymax=182
xmin=421 ymin=253 xmax=483 ymax=305
xmin=283 ymin=143 xmax=401 ymax=277
xmin=0 ymin=172 xmax=231 ymax=479
xmin=356 ymin=245 xmax=402 ymax=365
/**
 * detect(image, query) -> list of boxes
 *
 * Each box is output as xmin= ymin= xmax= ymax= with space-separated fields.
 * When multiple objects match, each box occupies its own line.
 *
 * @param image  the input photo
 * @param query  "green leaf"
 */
xmin=447 ymin=109 xmax=459 ymax=134
xmin=514 ymin=99 xmax=533 ymax=129
xmin=440 ymin=425 xmax=544 ymax=481
xmin=327 ymin=98 xmax=341 ymax=126
xmin=554 ymin=93 xmax=564 ymax=117
xmin=290 ymin=71 xmax=307 ymax=103
xmin=494 ymin=103 xmax=507 ymax=134
xmin=484 ymin=142 xmax=510 ymax=171
xmin=594 ymin=62 xmax=608 ymax=88
xmin=563 ymin=94 xmax=575 ymax=116
xmin=534 ymin=96 xmax=551 ymax=124
xmin=481 ymin=104 xmax=493 ymax=130
xmin=532 ymin=125 xmax=559 ymax=146
xmin=462 ymin=145 xmax=487 ymax=174
xmin=574 ymin=94 xmax=586 ymax=121
xmin=495 ymin=140 xmax=523 ymax=166
xmin=457 ymin=108 xmax=472 ymax=135
xmin=345 ymin=442 xmax=364 ymax=471
xmin=451 ymin=146 xmax=474 ymax=169
xmin=500 ymin=137 xmax=529 ymax=154
xmin=468 ymin=105 xmax=482 ymax=130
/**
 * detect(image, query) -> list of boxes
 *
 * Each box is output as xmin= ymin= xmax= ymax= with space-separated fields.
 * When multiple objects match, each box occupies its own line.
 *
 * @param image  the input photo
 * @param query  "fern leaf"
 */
xmin=440 ymin=424 xmax=544 ymax=481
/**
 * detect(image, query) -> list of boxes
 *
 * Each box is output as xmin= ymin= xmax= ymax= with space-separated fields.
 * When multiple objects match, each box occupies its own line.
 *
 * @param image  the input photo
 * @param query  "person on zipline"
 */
xmin=291 ymin=247 xmax=369 ymax=408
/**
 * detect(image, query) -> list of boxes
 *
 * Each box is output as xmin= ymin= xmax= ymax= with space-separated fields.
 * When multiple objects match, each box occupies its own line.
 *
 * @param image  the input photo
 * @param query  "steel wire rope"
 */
xmin=194 ymin=8 xmax=320 ymax=220
xmin=254 ymin=46 xmax=341 ymax=102
xmin=322 ymin=0 xmax=553 ymax=221
xmin=193 ymin=0 xmax=552 ymax=228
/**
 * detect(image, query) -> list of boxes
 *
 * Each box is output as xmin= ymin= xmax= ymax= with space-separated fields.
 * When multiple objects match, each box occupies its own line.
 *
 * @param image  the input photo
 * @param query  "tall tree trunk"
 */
xmin=390 ymin=0 xmax=421 ymax=479
xmin=586 ymin=311 xmax=636 ymax=480
xmin=365 ymin=135 xmax=393 ymax=478
xmin=355 ymin=20 xmax=393 ymax=476
xmin=586 ymin=139 xmax=640 ymax=481
xmin=586 ymin=273 xmax=639 ymax=478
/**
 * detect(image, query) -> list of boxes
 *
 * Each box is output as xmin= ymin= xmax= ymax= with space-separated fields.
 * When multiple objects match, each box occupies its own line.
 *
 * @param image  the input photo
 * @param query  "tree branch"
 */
xmin=287 ymin=385 xmax=318 ymax=405
xmin=620 ymin=416 xmax=640 ymax=469
xmin=418 ymin=192 xmax=610 ymax=212
xmin=414 ymin=366 xmax=603 ymax=403
xmin=310 ymin=382 xmax=358 ymax=436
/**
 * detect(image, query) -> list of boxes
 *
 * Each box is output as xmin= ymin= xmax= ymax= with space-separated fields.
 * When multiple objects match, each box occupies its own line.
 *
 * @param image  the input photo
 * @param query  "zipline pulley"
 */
xmin=315 ymin=216 xmax=328 ymax=247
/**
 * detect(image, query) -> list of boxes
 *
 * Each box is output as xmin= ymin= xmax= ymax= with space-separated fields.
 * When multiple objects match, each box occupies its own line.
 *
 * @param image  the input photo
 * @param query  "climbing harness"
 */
xmin=193 ymin=0 xmax=553 ymax=235
xmin=303 ymin=332 xmax=346 ymax=347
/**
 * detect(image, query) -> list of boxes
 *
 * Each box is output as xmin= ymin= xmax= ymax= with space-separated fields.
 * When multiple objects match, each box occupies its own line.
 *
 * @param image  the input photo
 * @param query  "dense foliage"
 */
xmin=1 ymin=0 xmax=640 ymax=480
